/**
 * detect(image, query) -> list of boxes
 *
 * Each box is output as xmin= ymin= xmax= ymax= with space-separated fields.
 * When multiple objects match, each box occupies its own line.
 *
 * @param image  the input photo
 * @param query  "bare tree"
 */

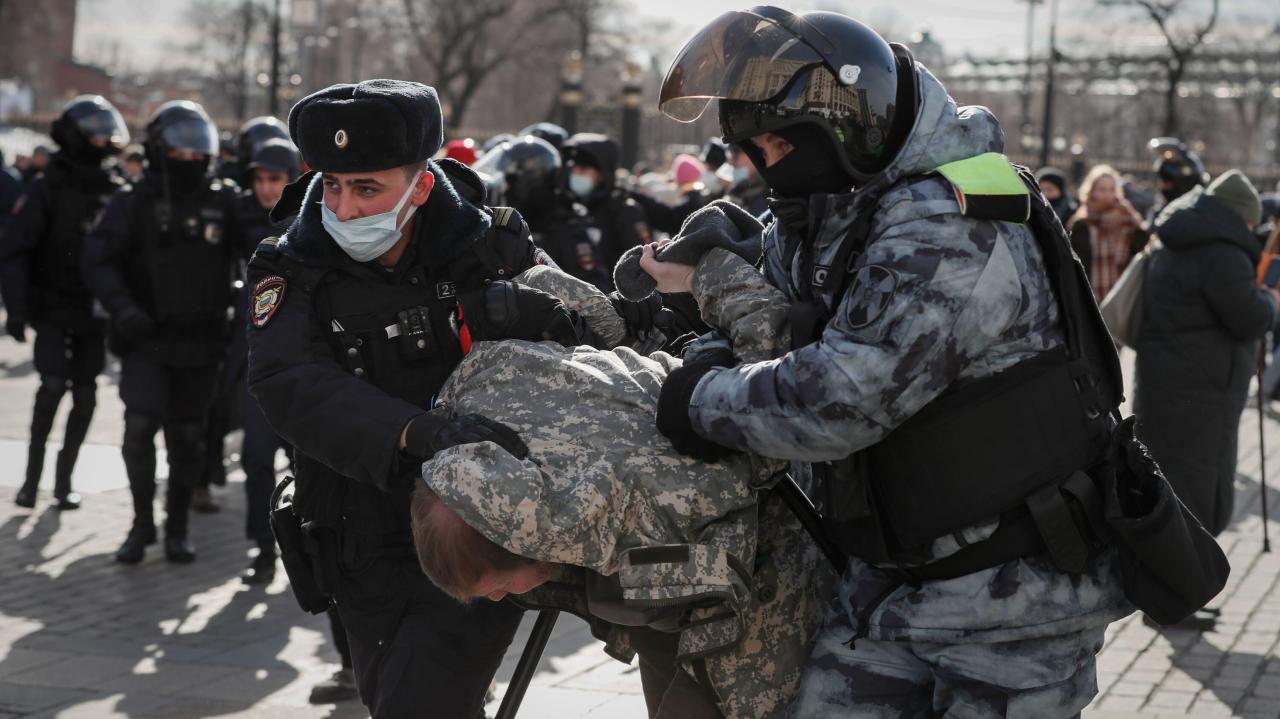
xmin=1098 ymin=0 xmax=1220 ymax=135
xmin=183 ymin=0 xmax=272 ymax=123
xmin=399 ymin=0 xmax=578 ymax=131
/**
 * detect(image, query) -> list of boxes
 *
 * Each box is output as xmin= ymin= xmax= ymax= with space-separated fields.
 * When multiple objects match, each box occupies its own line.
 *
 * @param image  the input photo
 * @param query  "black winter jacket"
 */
xmin=1135 ymin=186 xmax=1276 ymax=534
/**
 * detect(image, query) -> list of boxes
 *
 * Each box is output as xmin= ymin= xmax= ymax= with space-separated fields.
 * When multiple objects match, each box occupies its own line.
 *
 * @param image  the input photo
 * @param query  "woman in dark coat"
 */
xmin=1135 ymin=170 xmax=1275 ymax=536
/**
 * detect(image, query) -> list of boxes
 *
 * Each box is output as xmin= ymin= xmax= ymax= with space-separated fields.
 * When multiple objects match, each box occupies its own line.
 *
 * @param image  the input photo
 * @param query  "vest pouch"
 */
xmin=819 ymin=455 xmax=894 ymax=564
xmin=143 ymin=241 xmax=230 ymax=322
xmin=1101 ymin=416 xmax=1230 ymax=625
xmin=866 ymin=353 xmax=1099 ymax=552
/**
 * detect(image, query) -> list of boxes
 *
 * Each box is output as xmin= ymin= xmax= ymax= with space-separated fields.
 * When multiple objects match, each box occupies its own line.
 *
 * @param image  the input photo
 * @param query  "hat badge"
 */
xmin=334 ymin=129 xmax=348 ymax=149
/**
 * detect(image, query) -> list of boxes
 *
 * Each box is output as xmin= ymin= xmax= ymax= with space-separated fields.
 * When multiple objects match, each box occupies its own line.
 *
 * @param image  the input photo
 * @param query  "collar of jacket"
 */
xmin=274 ymin=159 xmax=492 ymax=269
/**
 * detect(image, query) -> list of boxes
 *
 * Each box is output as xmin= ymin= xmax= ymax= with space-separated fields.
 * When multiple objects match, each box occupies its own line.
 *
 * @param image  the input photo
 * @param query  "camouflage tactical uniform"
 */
xmin=681 ymin=65 xmax=1132 ymax=717
xmin=423 ymin=254 xmax=834 ymax=719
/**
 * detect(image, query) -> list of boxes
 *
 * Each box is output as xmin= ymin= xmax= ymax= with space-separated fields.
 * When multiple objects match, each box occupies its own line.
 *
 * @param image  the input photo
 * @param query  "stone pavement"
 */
xmin=0 ymin=335 xmax=1277 ymax=718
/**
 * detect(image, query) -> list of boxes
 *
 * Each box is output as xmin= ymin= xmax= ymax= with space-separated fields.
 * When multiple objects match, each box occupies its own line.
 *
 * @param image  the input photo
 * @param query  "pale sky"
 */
xmin=73 ymin=0 xmax=1268 ymax=72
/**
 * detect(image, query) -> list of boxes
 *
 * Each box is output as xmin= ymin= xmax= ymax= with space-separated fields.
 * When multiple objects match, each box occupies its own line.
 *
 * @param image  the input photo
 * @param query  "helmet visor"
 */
xmin=75 ymin=106 xmax=131 ymax=150
xmin=659 ymin=9 xmax=826 ymax=123
xmin=161 ymin=117 xmax=219 ymax=157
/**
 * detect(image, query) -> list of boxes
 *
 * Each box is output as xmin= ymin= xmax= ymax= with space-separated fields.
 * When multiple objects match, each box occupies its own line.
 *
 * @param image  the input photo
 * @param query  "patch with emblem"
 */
xmin=845 ymin=265 xmax=897 ymax=329
xmin=334 ymin=129 xmax=348 ymax=148
xmin=635 ymin=222 xmax=651 ymax=244
xmin=251 ymin=275 xmax=287 ymax=329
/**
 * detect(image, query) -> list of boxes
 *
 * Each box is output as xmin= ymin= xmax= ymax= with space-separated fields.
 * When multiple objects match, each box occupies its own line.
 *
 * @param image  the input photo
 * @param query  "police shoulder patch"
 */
xmin=251 ymin=275 xmax=287 ymax=329
xmin=845 ymin=264 xmax=898 ymax=329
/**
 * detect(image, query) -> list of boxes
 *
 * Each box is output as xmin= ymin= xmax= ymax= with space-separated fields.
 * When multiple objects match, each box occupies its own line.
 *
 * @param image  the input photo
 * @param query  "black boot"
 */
xmin=53 ymin=451 xmax=81 ymax=510
xmin=115 ymin=524 xmax=157 ymax=564
xmin=164 ymin=535 xmax=197 ymax=563
xmin=241 ymin=547 xmax=277 ymax=585
xmin=55 ymin=383 xmax=95 ymax=511
xmin=20 ymin=375 xmax=67 ymax=508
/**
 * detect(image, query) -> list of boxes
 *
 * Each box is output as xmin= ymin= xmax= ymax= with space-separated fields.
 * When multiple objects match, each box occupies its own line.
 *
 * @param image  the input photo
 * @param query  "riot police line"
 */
xmin=0 ymin=5 xmax=1251 ymax=719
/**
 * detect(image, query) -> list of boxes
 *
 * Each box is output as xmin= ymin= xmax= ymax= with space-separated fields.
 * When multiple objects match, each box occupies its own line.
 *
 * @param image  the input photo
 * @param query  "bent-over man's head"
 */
xmin=410 ymin=485 xmax=556 ymax=602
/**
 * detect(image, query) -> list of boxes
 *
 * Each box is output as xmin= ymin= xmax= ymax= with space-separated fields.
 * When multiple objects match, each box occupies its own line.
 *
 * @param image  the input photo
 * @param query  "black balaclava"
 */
xmin=750 ymin=124 xmax=855 ymax=199
xmin=166 ymin=158 xmax=210 ymax=196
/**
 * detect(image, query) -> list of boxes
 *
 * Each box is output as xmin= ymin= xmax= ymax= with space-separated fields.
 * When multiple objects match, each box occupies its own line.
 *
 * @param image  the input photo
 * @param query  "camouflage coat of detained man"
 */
xmin=422 ymin=252 xmax=834 ymax=719
xmin=682 ymin=63 xmax=1132 ymax=715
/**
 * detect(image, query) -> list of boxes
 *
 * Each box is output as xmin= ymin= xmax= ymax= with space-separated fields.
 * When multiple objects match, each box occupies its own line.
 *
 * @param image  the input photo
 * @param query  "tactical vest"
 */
xmin=798 ymin=154 xmax=1123 ymax=580
xmin=29 ymin=164 xmax=118 ymax=320
xmin=127 ymin=180 xmax=235 ymax=327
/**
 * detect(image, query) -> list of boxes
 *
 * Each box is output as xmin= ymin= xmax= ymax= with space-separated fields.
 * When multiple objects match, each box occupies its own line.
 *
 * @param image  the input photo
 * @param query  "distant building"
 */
xmin=0 ymin=0 xmax=111 ymax=113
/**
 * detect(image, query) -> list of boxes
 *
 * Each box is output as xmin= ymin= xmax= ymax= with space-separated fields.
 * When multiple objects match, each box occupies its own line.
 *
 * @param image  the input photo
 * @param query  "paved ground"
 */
xmin=0 ymin=335 xmax=1277 ymax=718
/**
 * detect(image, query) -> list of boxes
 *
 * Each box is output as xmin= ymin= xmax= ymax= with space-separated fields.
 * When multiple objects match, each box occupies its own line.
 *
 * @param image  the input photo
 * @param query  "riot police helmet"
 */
xmin=517 ymin=122 xmax=568 ymax=153
xmin=237 ymin=115 xmax=290 ymax=166
xmin=50 ymin=95 xmax=130 ymax=162
xmin=144 ymin=100 xmax=219 ymax=166
xmin=659 ymin=6 xmax=917 ymax=185
xmin=248 ymin=137 xmax=302 ymax=181
xmin=1148 ymin=137 xmax=1208 ymax=202
xmin=473 ymin=135 xmax=562 ymax=219
xmin=481 ymin=133 xmax=515 ymax=154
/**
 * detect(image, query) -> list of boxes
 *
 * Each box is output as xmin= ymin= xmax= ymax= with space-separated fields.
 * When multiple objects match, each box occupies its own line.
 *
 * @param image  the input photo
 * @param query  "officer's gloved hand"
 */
xmin=656 ymin=358 xmax=737 ymax=463
xmin=404 ymin=413 xmax=529 ymax=461
xmin=5 ymin=315 xmax=27 ymax=343
xmin=115 ymin=309 xmax=158 ymax=342
xmin=609 ymin=291 xmax=664 ymax=339
xmin=459 ymin=281 xmax=578 ymax=346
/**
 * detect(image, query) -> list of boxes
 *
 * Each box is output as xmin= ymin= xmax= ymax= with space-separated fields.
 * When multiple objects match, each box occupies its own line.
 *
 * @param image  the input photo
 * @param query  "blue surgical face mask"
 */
xmin=568 ymin=172 xmax=596 ymax=198
xmin=732 ymin=166 xmax=750 ymax=184
xmin=320 ymin=172 xmax=422 ymax=262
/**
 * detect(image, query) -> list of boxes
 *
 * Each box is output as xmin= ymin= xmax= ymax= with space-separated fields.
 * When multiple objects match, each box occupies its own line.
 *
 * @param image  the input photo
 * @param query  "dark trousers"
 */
xmin=200 ymin=326 xmax=247 ymax=490
xmin=336 ymin=558 xmax=523 ymax=719
xmin=118 ymin=354 xmax=221 ymax=538
xmin=628 ymin=627 xmax=724 ymax=719
xmin=241 ymin=379 xmax=281 ymax=549
xmin=22 ymin=322 xmax=105 ymax=498
xmin=328 ymin=607 xmax=352 ymax=669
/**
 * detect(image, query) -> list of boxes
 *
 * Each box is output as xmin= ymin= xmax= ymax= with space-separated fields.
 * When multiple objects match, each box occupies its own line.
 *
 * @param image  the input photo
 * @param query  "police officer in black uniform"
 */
xmin=245 ymin=79 xmax=575 ymax=718
xmin=2 ymin=95 xmax=128 ymax=509
xmin=84 ymin=100 xmax=243 ymax=564
xmin=233 ymin=137 xmax=302 ymax=583
xmin=561 ymin=132 xmax=654 ymax=280
xmin=475 ymin=135 xmax=612 ymax=290
xmin=196 ymin=117 xmax=297 ymax=508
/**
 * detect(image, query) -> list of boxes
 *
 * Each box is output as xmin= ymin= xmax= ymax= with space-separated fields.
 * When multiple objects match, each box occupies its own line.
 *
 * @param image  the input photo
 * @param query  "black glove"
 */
xmin=404 ymin=413 xmax=529 ymax=461
xmin=115 ymin=309 xmax=158 ymax=342
xmin=5 ymin=315 xmax=26 ymax=343
xmin=459 ymin=281 xmax=577 ymax=346
xmin=609 ymin=291 xmax=666 ymax=338
xmin=656 ymin=362 xmax=735 ymax=462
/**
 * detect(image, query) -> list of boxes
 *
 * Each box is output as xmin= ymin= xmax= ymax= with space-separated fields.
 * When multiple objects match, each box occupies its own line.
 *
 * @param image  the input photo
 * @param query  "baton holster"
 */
xmin=269 ymin=476 xmax=335 ymax=614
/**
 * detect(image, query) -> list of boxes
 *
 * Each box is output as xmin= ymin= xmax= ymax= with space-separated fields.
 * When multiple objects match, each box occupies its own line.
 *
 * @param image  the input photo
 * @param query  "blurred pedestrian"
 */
xmin=2 ymin=96 xmax=128 ymax=510
xmin=122 ymin=146 xmax=145 ymax=183
xmin=1067 ymin=164 xmax=1145 ymax=301
xmin=1135 ymin=170 xmax=1274 ymax=547
xmin=1035 ymin=166 xmax=1076 ymax=226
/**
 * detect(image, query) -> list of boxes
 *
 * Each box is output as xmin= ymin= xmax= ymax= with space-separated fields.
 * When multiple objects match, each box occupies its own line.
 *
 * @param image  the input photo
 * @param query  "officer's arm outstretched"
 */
xmin=659 ymin=207 xmax=1029 ymax=463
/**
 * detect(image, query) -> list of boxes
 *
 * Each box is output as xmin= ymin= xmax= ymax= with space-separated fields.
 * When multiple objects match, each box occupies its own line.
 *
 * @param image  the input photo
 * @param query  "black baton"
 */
xmin=495 ymin=610 xmax=559 ymax=719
